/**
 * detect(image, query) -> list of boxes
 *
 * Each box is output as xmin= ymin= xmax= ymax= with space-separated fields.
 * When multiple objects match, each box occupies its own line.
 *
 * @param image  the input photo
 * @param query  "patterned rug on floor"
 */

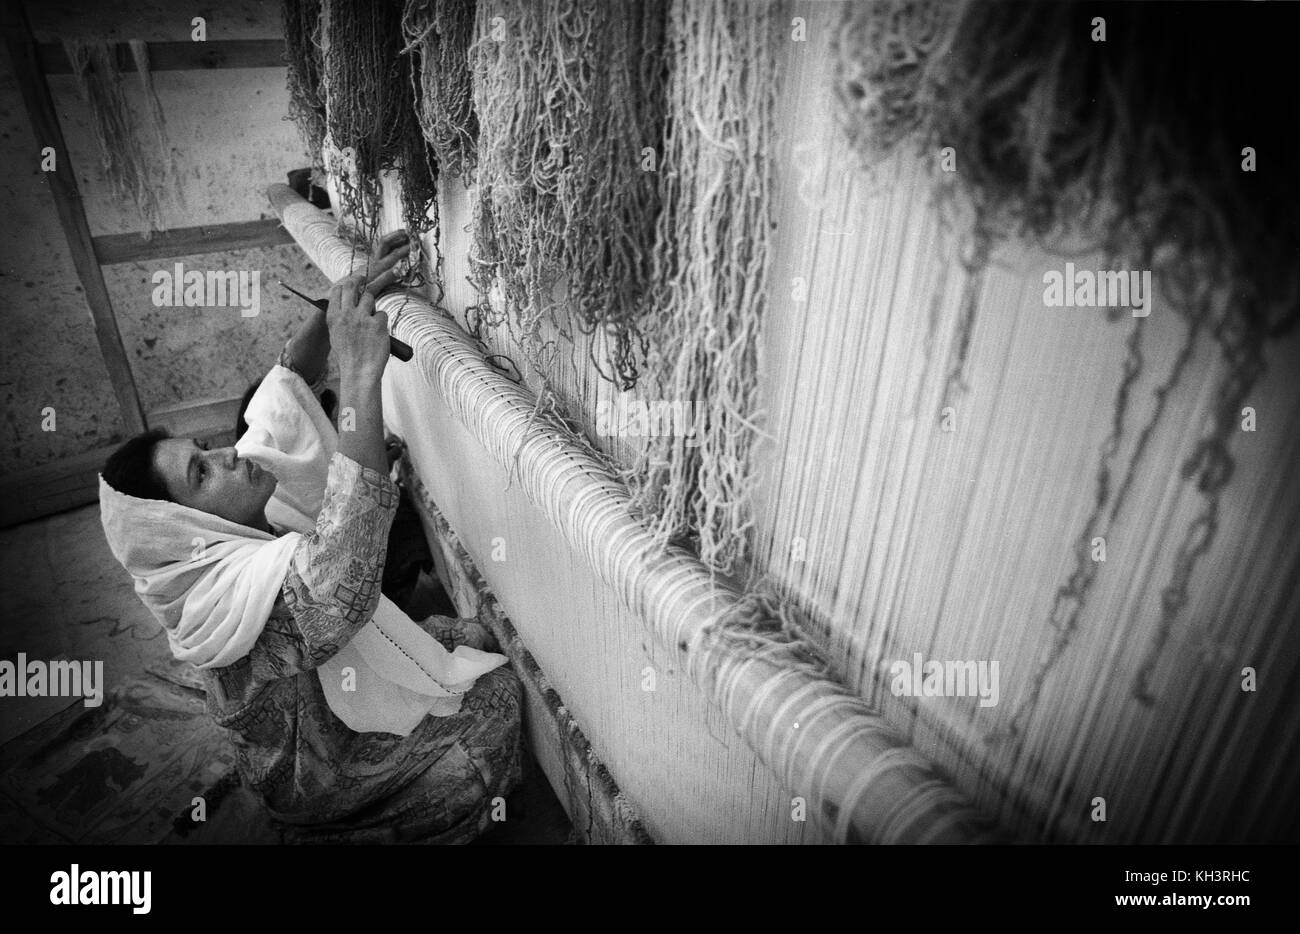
xmin=0 ymin=658 xmax=238 ymax=844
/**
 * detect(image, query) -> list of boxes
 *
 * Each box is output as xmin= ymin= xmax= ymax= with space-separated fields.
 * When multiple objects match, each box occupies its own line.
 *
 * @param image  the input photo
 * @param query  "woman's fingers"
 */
xmin=330 ymin=274 xmax=360 ymax=317
xmin=370 ymin=240 xmax=410 ymax=271
xmin=373 ymin=243 xmax=409 ymax=268
xmin=375 ymin=229 xmax=409 ymax=254
xmin=337 ymin=273 xmax=364 ymax=311
xmin=368 ymin=233 xmax=410 ymax=271
xmin=347 ymin=230 xmax=414 ymax=299
xmin=364 ymin=243 xmax=411 ymax=292
xmin=364 ymin=265 xmax=404 ymax=297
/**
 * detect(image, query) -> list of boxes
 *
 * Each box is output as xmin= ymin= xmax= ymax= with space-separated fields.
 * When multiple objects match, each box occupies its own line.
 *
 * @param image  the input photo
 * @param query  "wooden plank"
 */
xmin=37 ymin=39 xmax=285 ymax=74
xmin=0 ymin=444 xmax=117 ymax=528
xmin=147 ymin=394 xmax=244 ymax=439
xmin=95 ymin=219 xmax=294 ymax=265
xmin=1 ymin=3 xmax=147 ymax=435
xmin=0 ymin=388 xmax=279 ymax=527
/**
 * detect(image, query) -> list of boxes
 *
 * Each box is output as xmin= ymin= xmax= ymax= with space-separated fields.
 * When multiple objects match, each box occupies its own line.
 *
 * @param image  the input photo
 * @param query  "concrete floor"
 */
xmin=0 ymin=502 xmax=571 ymax=844
xmin=0 ymin=503 xmax=174 ymax=747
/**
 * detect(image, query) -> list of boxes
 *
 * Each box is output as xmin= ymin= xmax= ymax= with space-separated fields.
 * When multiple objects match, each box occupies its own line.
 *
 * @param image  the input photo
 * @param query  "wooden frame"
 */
xmin=0 ymin=443 xmax=124 ymax=528
xmin=95 ymin=219 xmax=294 ymax=265
xmin=37 ymin=39 xmax=285 ymax=74
xmin=0 ymin=7 xmax=295 ymax=525
xmin=0 ymin=397 xmax=237 ymax=529
xmin=2 ymin=1 xmax=147 ymax=435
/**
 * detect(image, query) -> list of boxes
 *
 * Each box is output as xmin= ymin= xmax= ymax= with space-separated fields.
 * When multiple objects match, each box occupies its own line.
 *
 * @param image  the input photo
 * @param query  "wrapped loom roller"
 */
xmin=266 ymin=182 xmax=1004 ymax=844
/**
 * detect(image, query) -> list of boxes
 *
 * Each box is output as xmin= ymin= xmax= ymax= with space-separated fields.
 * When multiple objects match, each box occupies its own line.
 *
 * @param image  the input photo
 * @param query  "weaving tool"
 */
xmin=280 ymin=281 xmax=414 ymax=362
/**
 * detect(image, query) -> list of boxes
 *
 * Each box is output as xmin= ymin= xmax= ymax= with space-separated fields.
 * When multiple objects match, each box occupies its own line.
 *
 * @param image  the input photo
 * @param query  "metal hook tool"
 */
xmin=279 ymin=281 xmax=414 ymax=362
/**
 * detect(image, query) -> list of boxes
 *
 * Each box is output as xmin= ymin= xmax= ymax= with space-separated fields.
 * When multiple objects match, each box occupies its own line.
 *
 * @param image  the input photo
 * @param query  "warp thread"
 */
xmin=832 ymin=0 xmax=1300 ymax=723
xmin=274 ymin=188 xmax=1008 ymax=843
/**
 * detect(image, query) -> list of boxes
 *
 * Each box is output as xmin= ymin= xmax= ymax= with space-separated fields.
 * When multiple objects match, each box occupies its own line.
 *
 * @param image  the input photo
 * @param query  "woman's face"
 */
xmin=152 ymin=438 xmax=277 ymax=528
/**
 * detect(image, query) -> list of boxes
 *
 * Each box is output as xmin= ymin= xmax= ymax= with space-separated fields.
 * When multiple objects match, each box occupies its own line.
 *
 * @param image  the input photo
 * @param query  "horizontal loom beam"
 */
xmin=37 ymin=39 xmax=286 ymax=75
xmin=266 ymin=182 xmax=1006 ymax=844
xmin=94 ymin=218 xmax=295 ymax=265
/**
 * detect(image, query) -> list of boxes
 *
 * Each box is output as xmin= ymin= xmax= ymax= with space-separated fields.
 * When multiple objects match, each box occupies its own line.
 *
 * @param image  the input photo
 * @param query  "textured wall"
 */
xmin=103 ymin=247 xmax=329 ymax=414
xmin=0 ymin=0 xmax=330 ymax=476
xmin=0 ymin=64 xmax=126 ymax=473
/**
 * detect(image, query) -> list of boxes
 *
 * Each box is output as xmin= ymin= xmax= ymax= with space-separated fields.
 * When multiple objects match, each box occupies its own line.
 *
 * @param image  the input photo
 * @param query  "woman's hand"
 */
xmin=459 ymin=619 xmax=499 ymax=652
xmin=423 ymin=616 xmax=499 ymax=652
xmin=329 ymin=274 xmax=390 ymax=381
xmin=327 ymin=231 xmax=410 ymax=476
xmin=358 ymin=229 xmax=412 ymax=298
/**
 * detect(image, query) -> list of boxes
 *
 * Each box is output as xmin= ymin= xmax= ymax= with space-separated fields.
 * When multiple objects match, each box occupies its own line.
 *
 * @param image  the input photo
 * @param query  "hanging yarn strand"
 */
xmin=320 ymin=0 xmax=438 ymax=282
xmin=469 ymin=0 xmax=580 ymax=356
xmin=126 ymin=41 xmax=164 ymax=150
xmin=469 ymin=0 xmax=667 ymax=391
xmin=64 ymin=40 xmax=166 ymax=237
xmin=401 ymin=0 xmax=478 ymax=183
xmin=127 ymin=39 xmax=186 ymax=211
xmin=628 ymin=0 xmax=783 ymax=579
xmin=283 ymin=0 xmax=329 ymax=168
xmin=562 ymin=0 xmax=667 ymax=389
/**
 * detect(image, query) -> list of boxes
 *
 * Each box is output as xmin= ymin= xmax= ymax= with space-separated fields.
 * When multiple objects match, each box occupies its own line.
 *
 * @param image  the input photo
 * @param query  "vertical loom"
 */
xmin=267 ymin=181 xmax=1000 ymax=844
xmin=279 ymin=0 xmax=1300 ymax=843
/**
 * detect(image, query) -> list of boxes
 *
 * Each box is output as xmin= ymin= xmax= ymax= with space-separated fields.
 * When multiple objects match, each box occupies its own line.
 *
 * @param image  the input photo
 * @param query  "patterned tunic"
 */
xmin=200 ymin=453 xmax=522 ymax=844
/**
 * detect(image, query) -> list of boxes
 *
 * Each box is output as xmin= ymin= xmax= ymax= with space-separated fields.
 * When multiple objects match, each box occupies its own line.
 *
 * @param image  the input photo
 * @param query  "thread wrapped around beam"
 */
xmin=267 ymin=182 xmax=1005 ymax=843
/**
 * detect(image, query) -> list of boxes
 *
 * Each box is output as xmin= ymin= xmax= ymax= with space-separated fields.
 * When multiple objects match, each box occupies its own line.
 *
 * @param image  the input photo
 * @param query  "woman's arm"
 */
xmin=280 ymin=452 xmax=399 ymax=670
xmin=283 ymin=305 xmax=330 ymax=388
xmin=209 ymin=259 xmax=413 ymax=688
xmin=277 ymin=269 xmax=397 ymax=666
xmin=330 ymin=275 xmax=390 ymax=475
xmin=242 ymin=274 xmax=400 ymax=676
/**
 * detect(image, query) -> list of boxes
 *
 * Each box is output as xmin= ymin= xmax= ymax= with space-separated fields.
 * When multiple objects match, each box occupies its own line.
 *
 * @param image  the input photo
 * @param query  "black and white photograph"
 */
xmin=0 ymin=0 xmax=1295 ymax=911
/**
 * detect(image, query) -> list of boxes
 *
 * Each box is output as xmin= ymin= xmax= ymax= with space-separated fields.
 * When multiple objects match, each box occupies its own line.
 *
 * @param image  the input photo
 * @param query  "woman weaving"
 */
xmin=98 ymin=232 xmax=522 ymax=843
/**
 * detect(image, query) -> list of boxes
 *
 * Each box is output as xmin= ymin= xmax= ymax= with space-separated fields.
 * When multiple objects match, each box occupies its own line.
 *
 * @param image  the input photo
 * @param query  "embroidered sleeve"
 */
xmin=276 ymin=453 xmax=399 ymax=669
xmin=278 ymin=338 xmax=328 ymax=396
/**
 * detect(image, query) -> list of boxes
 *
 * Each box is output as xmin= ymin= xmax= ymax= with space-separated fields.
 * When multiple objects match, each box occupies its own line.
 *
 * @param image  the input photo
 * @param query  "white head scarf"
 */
xmin=99 ymin=365 xmax=506 ymax=735
xmin=98 ymin=477 xmax=301 ymax=669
